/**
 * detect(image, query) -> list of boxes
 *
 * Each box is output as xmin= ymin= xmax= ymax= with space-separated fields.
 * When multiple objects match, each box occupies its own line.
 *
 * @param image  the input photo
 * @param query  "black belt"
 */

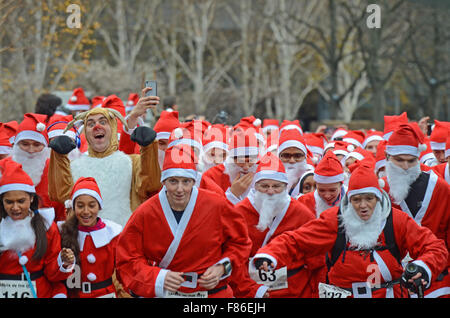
xmin=338 ymin=279 xmax=401 ymax=293
xmin=287 ymin=265 xmax=305 ymax=278
xmin=81 ymin=277 xmax=113 ymax=294
xmin=0 ymin=270 xmax=44 ymax=281
xmin=207 ymin=284 xmax=227 ymax=295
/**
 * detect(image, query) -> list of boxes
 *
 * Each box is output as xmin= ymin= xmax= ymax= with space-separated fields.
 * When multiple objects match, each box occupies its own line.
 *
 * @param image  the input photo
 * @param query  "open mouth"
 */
xmin=94 ymin=133 xmax=105 ymax=140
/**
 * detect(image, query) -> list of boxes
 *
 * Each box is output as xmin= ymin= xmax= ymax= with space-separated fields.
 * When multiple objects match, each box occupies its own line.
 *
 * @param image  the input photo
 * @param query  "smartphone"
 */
xmin=145 ymin=80 xmax=157 ymax=97
xmin=427 ymin=123 xmax=433 ymax=136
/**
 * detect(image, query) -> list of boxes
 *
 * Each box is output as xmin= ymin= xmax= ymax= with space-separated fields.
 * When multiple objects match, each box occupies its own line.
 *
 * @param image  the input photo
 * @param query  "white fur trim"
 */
xmin=173 ymin=127 xmax=184 ymax=139
xmin=36 ymin=123 xmax=46 ymax=132
xmin=156 ymin=132 xmax=170 ymax=140
xmin=254 ymin=170 xmax=288 ymax=184
xmin=446 ymin=149 xmax=450 ymax=159
xmin=307 ymin=145 xmax=324 ymax=155
xmin=47 ymin=129 xmax=76 ymax=140
xmin=363 ymin=135 xmax=383 ymax=148
xmin=412 ymin=260 xmax=432 ymax=289
xmin=386 ymin=145 xmax=420 ymax=157
xmin=87 ymin=254 xmax=96 ymax=264
xmin=155 ymin=269 xmax=169 ymax=298
xmin=278 ymin=140 xmax=307 ymax=157
xmin=52 ymin=293 xmax=67 ymax=298
xmin=19 ymin=255 xmax=28 ymax=265
xmin=253 ymin=118 xmax=262 ymax=127
xmin=0 ymin=183 xmax=35 ymax=195
xmin=251 ymin=253 xmax=278 ymax=270
xmin=161 ymin=168 xmax=197 ymax=182
xmin=72 ymin=189 xmax=103 ymax=209
xmin=383 ymin=131 xmax=393 ymax=141
xmin=168 ymin=138 xmax=202 ymax=151
xmin=229 ymin=146 xmax=259 ymax=158
xmin=345 ymin=151 xmax=365 ymax=162
xmin=418 ymin=143 xmax=427 ymax=152
xmin=378 ymin=178 xmax=385 ymax=189
xmin=64 ymin=200 xmax=73 ymax=209
xmin=70 ymin=96 xmax=77 ymax=102
xmin=313 ymin=173 xmax=344 ymax=184
xmin=347 ymin=144 xmax=355 ymax=152
xmin=375 ymin=159 xmax=386 ymax=172
xmin=280 ymin=125 xmax=303 ymax=135
xmin=347 ymin=187 xmax=382 ymax=201
xmin=66 ymin=104 xmax=90 ymax=111
xmin=0 ymin=145 xmax=12 ymax=155
xmin=15 ymin=130 xmax=47 ymax=146
xmin=343 ymin=137 xmax=363 ymax=148
xmin=87 ymin=273 xmax=97 ymax=281
xmin=203 ymin=141 xmax=229 ymax=154
xmin=77 ymin=218 xmax=123 ymax=251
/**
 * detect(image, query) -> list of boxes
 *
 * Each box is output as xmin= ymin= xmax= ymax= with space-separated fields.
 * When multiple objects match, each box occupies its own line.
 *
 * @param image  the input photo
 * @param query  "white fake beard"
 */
xmin=158 ymin=149 xmax=165 ymax=170
xmin=224 ymin=160 xmax=257 ymax=183
xmin=284 ymin=161 xmax=308 ymax=190
xmin=0 ymin=216 xmax=36 ymax=254
xmin=315 ymin=193 xmax=333 ymax=217
xmin=198 ymin=154 xmax=217 ymax=173
xmin=340 ymin=201 xmax=388 ymax=250
xmin=253 ymin=189 xmax=290 ymax=232
xmin=386 ymin=161 xmax=421 ymax=204
xmin=11 ymin=143 xmax=50 ymax=186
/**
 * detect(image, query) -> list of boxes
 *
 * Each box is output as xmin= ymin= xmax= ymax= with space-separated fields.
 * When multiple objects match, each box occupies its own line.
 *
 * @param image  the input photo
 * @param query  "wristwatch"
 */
xmin=223 ymin=261 xmax=232 ymax=276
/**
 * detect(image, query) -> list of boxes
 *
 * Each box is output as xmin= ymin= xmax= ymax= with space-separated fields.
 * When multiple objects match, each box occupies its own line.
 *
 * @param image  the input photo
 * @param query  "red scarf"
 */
xmin=78 ymin=218 xmax=106 ymax=233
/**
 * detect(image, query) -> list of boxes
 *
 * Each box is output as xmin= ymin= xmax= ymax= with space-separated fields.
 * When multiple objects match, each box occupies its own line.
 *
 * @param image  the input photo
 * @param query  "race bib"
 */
xmin=164 ymin=290 xmax=208 ymax=298
xmin=318 ymin=283 xmax=352 ymax=298
xmin=249 ymin=266 xmax=288 ymax=291
xmin=0 ymin=280 xmax=37 ymax=298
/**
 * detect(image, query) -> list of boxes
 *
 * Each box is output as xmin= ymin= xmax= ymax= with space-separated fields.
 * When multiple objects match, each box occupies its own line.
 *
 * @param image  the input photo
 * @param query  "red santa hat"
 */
xmin=386 ymin=123 xmax=427 ymax=158
xmin=202 ymin=124 xmax=229 ymax=154
xmin=161 ymin=144 xmax=198 ymax=182
xmin=375 ymin=140 xmax=387 ymax=173
xmin=419 ymin=138 xmax=436 ymax=165
xmin=326 ymin=141 xmax=353 ymax=157
xmin=15 ymin=113 xmax=49 ymax=146
xmin=313 ymin=151 xmax=344 ymax=184
xmin=429 ymin=120 xmax=450 ymax=151
xmin=265 ymin=129 xmax=279 ymax=154
xmin=125 ymin=93 xmax=140 ymax=112
xmin=383 ymin=112 xmax=408 ymax=140
xmin=304 ymin=133 xmax=327 ymax=158
xmin=262 ymin=119 xmax=279 ymax=133
xmin=278 ymin=128 xmax=309 ymax=157
xmin=344 ymin=147 xmax=375 ymax=163
xmin=279 ymin=120 xmax=303 ymax=135
xmin=235 ymin=116 xmax=265 ymax=146
xmin=101 ymin=95 xmax=126 ymax=117
xmin=154 ymin=111 xmax=180 ymax=141
xmin=168 ymin=121 xmax=205 ymax=152
xmin=66 ymin=87 xmax=91 ymax=112
xmin=0 ymin=121 xmax=18 ymax=155
xmin=229 ymin=129 xmax=259 ymax=158
xmin=0 ymin=158 xmax=35 ymax=195
xmin=46 ymin=114 xmax=77 ymax=141
xmin=362 ymin=130 xmax=383 ymax=149
xmin=342 ymin=130 xmax=365 ymax=149
xmin=91 ymin=96 xmax=106 ymax=109
xmin=347 ymin=159 xmax=384 ymax=201
xmin=70 ymin=177 xmax=103 ymax=209
xmin=254 ymin=152 xmax=288 ymax=184
xmin=331 ymin=127 xmax=348 ymax=141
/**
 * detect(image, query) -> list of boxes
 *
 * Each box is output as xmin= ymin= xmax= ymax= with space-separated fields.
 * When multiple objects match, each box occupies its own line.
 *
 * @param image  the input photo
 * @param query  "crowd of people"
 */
xmin=0 ymin=86 xmax=449 ymax=299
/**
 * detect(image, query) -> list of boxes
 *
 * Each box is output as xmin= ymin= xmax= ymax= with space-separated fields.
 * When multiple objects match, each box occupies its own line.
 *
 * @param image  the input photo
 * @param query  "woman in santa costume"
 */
xmin=58 ymin=177 xmax=122 ymax=298
xmin=0 ymin=158 xmax=75 ymax=298
xmin=115 ymin=144 xmax=251 ymax=298
xmin=252 ymin=160 xmax=448 ymax=298
xmin=231 ymin=152 xmax=322 ymax=298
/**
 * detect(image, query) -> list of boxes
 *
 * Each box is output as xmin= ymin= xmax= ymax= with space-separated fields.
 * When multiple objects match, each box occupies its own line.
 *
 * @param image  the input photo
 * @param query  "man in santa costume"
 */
xmin=48 ymin=88 xmax=161 ymax=227
xmin=429 ymin=120 xmax=450 ymax=165
xmin=297 ymin=151 xmax=347 ymax=219
xmin=201 ymin=128 xmax=260 ymax=205
xmin=198 ymin=124 xmax=230 ymax=173
xmin=432 ymin=134 xmax=450 ymax=184
xmin=252 ymin=160 xmax=448 ymax=298
xmin=0 ymin=121 xmax=17 ymax=160
xmin=115 ymin=144 xmax=251 ymax=298
xmin=153 ymin=110 xmax=180 ymax=169
xmin=382 ymin=123 xmax=450 ymax=297
xmin=9 ymin=113 xmax=68 ymax=221
xmin=0 ymin=158 xmax=75 ymax=298
xmin=232 ymin=152 xmax=323 ymax=298
xmin=277 ymin=128 xmax=312 ymax=198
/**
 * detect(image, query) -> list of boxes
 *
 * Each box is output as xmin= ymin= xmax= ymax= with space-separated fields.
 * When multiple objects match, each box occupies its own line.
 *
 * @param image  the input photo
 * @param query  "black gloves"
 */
xmin=131 ymin=126 xmax=157 ymax=147
xmin=49 ymin=135 xmax=76 ymax=155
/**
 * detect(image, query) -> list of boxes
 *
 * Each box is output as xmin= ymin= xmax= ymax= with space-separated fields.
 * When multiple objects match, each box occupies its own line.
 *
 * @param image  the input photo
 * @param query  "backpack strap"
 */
xmin=382 ymin=209 xmax=402 ymax=265
xmin=327 ymin=208 xmax=347 ymax=269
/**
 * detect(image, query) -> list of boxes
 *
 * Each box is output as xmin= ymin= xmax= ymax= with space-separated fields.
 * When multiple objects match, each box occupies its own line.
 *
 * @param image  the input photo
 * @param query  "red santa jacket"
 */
xmin=0 ymin=209 xmax=73 ymax=298
xmin=201 ymin=164 xmax=231 ymax=193
xmin=232 ymin=193 xmax=323 ymax=298
xmin=432 ymin=162 xmax=449 ymax=184
xmin=58 ymin=218 xmax=122 ymax=298
xmin=254 ymin=207 xmax=448 ymax=298
xmin=115 ymin=186 xmax=252 ymax=298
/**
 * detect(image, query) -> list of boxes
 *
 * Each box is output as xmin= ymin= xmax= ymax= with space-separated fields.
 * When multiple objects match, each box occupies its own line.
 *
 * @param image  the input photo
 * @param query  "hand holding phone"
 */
xmin=145 ymin=80 xmax=157 ymax=97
